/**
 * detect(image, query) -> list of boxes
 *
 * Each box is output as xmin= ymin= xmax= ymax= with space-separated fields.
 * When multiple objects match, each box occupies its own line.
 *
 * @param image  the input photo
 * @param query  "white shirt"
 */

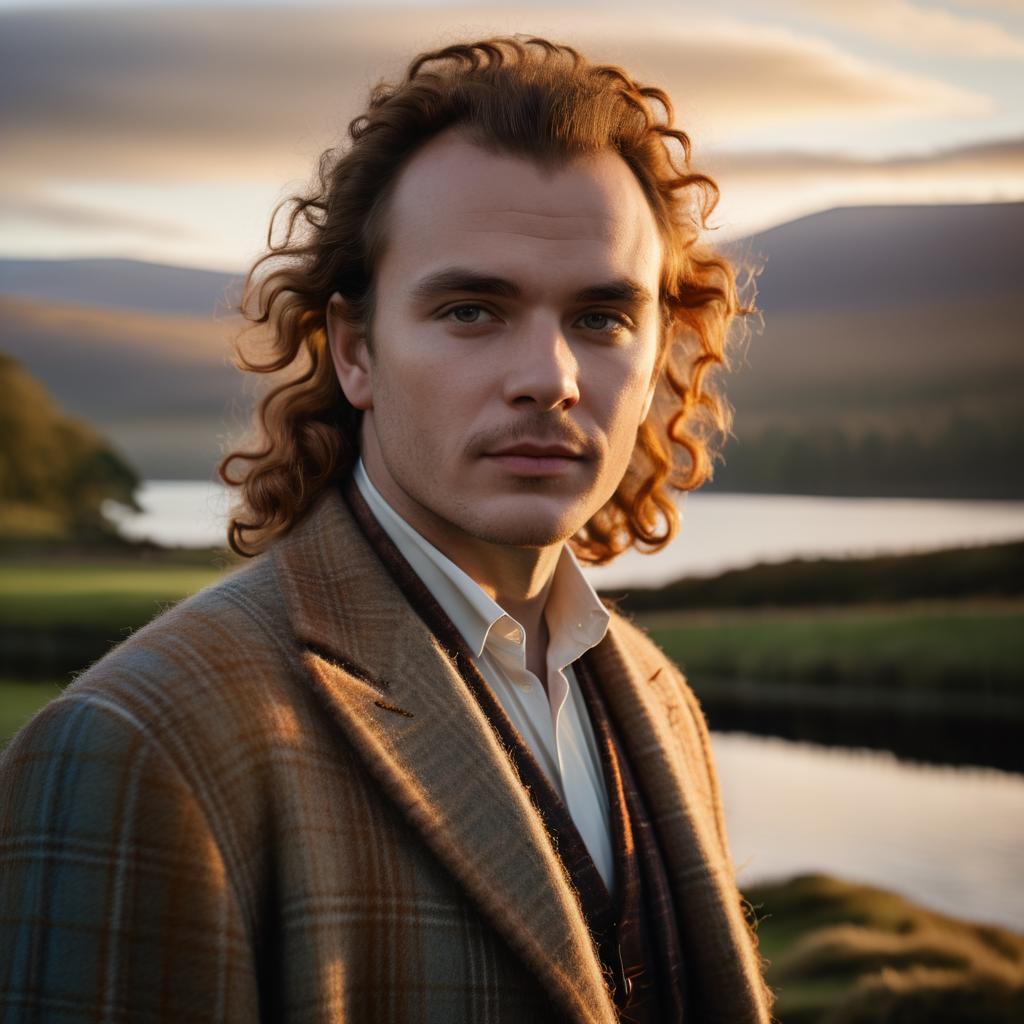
xmin=353 ymin=459 xmax=616 ymax=893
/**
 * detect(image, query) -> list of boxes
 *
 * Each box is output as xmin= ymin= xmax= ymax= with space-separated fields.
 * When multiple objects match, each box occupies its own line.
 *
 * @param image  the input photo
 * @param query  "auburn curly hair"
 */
xmin=220 ymin=35 xmax=751 ymax=562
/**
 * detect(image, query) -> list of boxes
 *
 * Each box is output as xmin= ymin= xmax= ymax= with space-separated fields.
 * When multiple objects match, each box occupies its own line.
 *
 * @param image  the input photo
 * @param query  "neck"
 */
xmin=457 ymin=542 xmax=561 ymax=675
xmin=359 ymin=454 xmax=564 ymax=676
xmin=427 ymin=532 xmax=562 ymax=685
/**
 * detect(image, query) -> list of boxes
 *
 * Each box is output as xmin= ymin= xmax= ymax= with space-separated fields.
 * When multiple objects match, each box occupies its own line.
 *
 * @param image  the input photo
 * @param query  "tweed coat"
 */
xmin=0 ymin=487 xmax=774 ymax=1023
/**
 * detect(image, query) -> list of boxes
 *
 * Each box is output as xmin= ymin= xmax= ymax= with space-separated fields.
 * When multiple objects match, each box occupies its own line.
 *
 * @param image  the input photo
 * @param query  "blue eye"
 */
xmin=447 ymin=305 xmax=489 ymax=324
xmin=579 ymin=312 xmax=627 ymax=333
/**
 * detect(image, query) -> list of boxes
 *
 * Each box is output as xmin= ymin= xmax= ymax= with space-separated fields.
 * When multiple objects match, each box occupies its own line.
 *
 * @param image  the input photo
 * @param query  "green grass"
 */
xmin=0 ymin=680 xmax=65 ymax=749
xmin=745 ymin=874 xmax=1024 ymax=1023
xmin=640 ymin=599 xmax=1024 ymax=696
xmin=0 ymin=563 xmax=226 ymax=628
xmin=3 ymin=556 xmax=1022 ymax=699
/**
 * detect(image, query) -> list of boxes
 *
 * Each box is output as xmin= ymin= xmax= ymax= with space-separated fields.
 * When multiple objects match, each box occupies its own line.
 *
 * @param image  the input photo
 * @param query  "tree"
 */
xmin=0 ymin=353 xmax=140 ymax=541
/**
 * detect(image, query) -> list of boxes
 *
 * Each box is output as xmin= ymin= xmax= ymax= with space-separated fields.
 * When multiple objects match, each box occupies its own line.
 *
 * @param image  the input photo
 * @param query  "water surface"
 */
xmin=109 ymin=482 xmax=1024 ymax=587
xmin=714 ymin=732 xmax=1024 ymax=932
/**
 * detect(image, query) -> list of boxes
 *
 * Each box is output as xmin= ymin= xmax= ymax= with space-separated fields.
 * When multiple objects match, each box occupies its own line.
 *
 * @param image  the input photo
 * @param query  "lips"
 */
xmin=487 ymin=442 xmax=583 ymax=459
xmin=482 ymin=441 xmax=587 ymax=478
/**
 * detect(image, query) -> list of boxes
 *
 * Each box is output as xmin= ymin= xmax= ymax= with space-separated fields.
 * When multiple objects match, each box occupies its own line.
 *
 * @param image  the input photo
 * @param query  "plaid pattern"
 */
xmin=343 ymin=482 xmax=688 ymax=1021
xmin=574 ymin=656 xmax=688 ymax=1023
xmin=0 ymin=485 xmax=774 ymax=1023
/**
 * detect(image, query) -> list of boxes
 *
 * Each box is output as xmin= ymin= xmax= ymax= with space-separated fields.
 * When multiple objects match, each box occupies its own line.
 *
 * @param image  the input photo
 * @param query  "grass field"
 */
xmin=2 ymin=555 xmax=1021 ymax=698
xmin=639 ymin=598 xmax=1024 ymax=697
xmin=0 ymin=562 xmax=226 ymax=628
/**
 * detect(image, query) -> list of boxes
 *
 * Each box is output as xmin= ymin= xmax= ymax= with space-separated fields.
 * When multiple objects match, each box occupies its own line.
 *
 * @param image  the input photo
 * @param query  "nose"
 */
xmin=502 ymin=317 xmax=580 ymax=412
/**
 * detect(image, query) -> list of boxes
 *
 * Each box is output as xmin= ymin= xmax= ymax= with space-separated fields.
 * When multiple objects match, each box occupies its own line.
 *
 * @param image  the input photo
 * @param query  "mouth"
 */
xmin=483 ymin=442 xmax=586 ymax=477
xmin=489 ymin=442 xmax=583 ymax=459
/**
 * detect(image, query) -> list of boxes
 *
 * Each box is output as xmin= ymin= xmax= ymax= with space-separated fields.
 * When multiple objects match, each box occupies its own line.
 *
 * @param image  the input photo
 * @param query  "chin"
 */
xmin=463 ymin=495 xmax=591 ymax=548
xmin=472 ymin=523 xmax=571 ymax=548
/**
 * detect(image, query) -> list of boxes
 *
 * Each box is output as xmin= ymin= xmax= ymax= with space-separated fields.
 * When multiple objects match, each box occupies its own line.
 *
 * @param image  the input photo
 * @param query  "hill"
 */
xmin=0 ymin=257 xmax=241 ymax=318
xmin=0 ymin=296 xmax=248 ymax=478
xmin=1 ymin=202 xmax=1021 ymax=492
xmin=714 ymin=203 xmax=1024 ymax=497
xmin=729 ymin=202 xmax=1021 ymax=314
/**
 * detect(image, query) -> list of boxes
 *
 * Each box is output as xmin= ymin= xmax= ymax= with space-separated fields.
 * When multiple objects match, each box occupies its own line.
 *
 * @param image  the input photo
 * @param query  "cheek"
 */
xmin=595 ymin=355 xmax=656 ymax=435
xmin=373 ymin=350 xmax=482 ymax=450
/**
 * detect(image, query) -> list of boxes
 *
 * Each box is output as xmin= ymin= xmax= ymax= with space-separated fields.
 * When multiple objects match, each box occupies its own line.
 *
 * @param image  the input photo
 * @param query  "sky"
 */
xmin=1 ymin=0 xmax=1022 ymax=270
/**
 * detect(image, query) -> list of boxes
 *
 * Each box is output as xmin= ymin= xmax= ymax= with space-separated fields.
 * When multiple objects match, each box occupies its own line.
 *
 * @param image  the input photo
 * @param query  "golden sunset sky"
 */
xmin=2 ymin=0 xmax=1022 ymax=270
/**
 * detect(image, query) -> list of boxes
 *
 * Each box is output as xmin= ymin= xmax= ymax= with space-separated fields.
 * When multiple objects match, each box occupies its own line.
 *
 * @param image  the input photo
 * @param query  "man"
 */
xmin=0 ymin=36 xmax=773 ymax=1023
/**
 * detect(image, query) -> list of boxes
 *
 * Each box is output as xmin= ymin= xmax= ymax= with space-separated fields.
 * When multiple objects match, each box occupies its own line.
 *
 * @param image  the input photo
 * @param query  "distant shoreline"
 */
xmin=3 ymin=539 xmax=1020 ymax=772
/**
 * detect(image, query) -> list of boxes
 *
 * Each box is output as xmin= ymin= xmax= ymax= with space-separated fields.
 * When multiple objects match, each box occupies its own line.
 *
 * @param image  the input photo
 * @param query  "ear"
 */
xmin=326 ymin=292 xmax=373 ymax=410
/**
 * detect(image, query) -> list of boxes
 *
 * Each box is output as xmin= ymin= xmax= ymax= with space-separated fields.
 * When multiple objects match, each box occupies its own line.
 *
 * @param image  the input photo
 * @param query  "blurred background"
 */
xmin=1 ymin=1 xmax=1022 ymax=1019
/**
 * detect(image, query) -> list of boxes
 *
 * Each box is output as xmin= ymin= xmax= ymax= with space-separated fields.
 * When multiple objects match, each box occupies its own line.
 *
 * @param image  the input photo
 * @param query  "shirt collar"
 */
xmin=352 ymin=459 xmax=609 ymax=667
xmin=544 ymin=544 xmax=611 ymax=671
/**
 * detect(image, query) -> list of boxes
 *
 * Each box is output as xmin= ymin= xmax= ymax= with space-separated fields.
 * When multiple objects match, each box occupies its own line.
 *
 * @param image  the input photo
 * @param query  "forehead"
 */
xmin=376 ymin=131 xmax=663 ymax=296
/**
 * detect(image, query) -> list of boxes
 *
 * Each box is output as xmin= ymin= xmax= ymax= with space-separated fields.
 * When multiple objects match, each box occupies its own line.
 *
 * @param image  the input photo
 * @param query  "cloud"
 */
xmin=592 ymin=19 xmax=990 ymax=131
xmin=0 ymin=5 xmax=993 ymax=186
xmin=963 ymin=1 xmax=1024 ymax=11
xmin=778 ymin=0 xmax=1024 ymax=58
xmin=0 ymin=190 xmax=194 ymax=239
xmin=705 ymin=136 xmax=1024 ymax=236
xmin=712 ymin=136 xmax=1024 ymax=184
xmin=0 ymin=4 xmax=1013 ymax=265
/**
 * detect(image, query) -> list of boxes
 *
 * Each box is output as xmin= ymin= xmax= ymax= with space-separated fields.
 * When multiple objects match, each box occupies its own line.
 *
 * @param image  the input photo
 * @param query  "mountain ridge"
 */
xmin=1 ymin=201 xmax=1020 ymax=491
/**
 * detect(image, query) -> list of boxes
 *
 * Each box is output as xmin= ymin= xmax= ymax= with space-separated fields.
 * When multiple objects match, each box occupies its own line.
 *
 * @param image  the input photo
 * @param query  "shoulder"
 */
xmin=603 ymin=604 xmax=697 ymax=705
xmin=2 ymin=553 xmax=305 ymax=794
xmin=603 ymin=603 xmax=733 ymax=845
xmin=602 ymin=604 xmax=722 ymax=765
xmin=0 ymin=553 xmax=327 ymax=904
xmin=72 ymin=552 xmax=293 ymax=705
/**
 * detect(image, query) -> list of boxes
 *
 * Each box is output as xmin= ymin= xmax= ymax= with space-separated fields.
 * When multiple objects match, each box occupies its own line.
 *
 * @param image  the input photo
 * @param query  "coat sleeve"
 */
xmin=0 ymin=692 xmax=260 ymax=1023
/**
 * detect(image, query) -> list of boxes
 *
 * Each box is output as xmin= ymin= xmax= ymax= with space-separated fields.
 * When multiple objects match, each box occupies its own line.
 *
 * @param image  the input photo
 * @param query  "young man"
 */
xmin=0 ymin=37 xmax=773 ymax=1023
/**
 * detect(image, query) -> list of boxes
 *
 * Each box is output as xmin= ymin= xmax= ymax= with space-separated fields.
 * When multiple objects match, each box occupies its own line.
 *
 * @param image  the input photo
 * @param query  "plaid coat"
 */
xmin=0 ymin=488 xmax=774 ymax=1023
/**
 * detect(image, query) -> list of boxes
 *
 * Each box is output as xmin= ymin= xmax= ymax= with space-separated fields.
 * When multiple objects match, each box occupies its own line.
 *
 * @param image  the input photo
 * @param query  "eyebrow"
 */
xmin=408 ymin=266 xmax=655 ymax=308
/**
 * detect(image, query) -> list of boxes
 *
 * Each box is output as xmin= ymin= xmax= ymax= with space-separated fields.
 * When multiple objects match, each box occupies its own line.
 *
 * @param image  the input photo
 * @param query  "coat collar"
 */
xmin=351 ymin=456 xmax=610 ymax=666
xmin=583 ymin=625 xmax=775 ymax=1022
xmin=272 ymin=483 xmax=772 ymax=1024
xmin=272 ymin=484 xmax=617 ymax=1024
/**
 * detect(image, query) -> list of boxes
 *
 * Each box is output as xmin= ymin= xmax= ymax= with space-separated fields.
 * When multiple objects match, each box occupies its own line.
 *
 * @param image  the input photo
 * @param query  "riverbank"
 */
xmin=2 ymin=539 xmax=1020 ymax=769
xmin=0 ymin=548 xmax=228 ymax=678
xmin=636 ymin=598 xmax=1023 ymax=771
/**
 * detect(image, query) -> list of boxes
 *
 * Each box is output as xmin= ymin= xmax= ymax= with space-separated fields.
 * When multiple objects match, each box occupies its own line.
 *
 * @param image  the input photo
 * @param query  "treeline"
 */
xmin=0 ymin=354 xmax=139 ymax=542
xmin=607 ymin=539 xmax=1024 ymax=613
xmin=710 ymin=416 xmax=1024 ymax=499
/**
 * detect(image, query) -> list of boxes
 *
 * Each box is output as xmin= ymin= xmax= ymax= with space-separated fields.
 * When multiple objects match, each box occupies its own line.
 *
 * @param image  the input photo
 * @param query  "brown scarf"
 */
xmin=343 ymin=478 xmax=688 ymax=1021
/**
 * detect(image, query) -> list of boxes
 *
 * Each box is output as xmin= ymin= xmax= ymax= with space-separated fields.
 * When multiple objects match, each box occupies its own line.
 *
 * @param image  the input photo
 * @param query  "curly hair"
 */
xmin=220 ymin=35 xmax=751 ymax=562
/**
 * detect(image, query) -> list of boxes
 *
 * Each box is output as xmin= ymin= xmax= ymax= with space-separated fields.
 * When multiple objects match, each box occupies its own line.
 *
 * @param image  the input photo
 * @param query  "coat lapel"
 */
xmin=586 ymin=623 xmax=774 ymax=1023
xmin=272 ymin=488 xmax=617 ymax=1024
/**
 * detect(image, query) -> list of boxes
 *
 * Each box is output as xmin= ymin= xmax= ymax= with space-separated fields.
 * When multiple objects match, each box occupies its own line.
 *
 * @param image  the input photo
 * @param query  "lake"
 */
xmin=103 ymin=482 xmax=1024 ymax=933
xmin=109 ymin=481 xmax=1024 ymax=588
xmin=714 ymin=732 xmax=1024 ymax=933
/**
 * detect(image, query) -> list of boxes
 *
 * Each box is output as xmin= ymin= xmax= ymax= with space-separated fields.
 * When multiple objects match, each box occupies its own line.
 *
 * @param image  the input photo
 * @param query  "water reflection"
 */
xmin=713 ymin=732 xmax=1024 ymax=932
xmin=109 ymin=483 xmax=1024 ymax=586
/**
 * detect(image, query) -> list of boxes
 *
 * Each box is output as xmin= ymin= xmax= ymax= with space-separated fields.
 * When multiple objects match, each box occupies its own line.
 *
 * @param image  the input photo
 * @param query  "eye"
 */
xmin=444 ymin=304 xmax=495 ymax=325
xmin=577 ymin=311 xmax=630 ymax=334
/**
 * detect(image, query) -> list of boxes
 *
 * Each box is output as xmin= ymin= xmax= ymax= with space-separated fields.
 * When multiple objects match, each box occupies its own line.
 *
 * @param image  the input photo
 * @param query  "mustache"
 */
xmin=469 ymin=415 xmax=598 ymax=458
